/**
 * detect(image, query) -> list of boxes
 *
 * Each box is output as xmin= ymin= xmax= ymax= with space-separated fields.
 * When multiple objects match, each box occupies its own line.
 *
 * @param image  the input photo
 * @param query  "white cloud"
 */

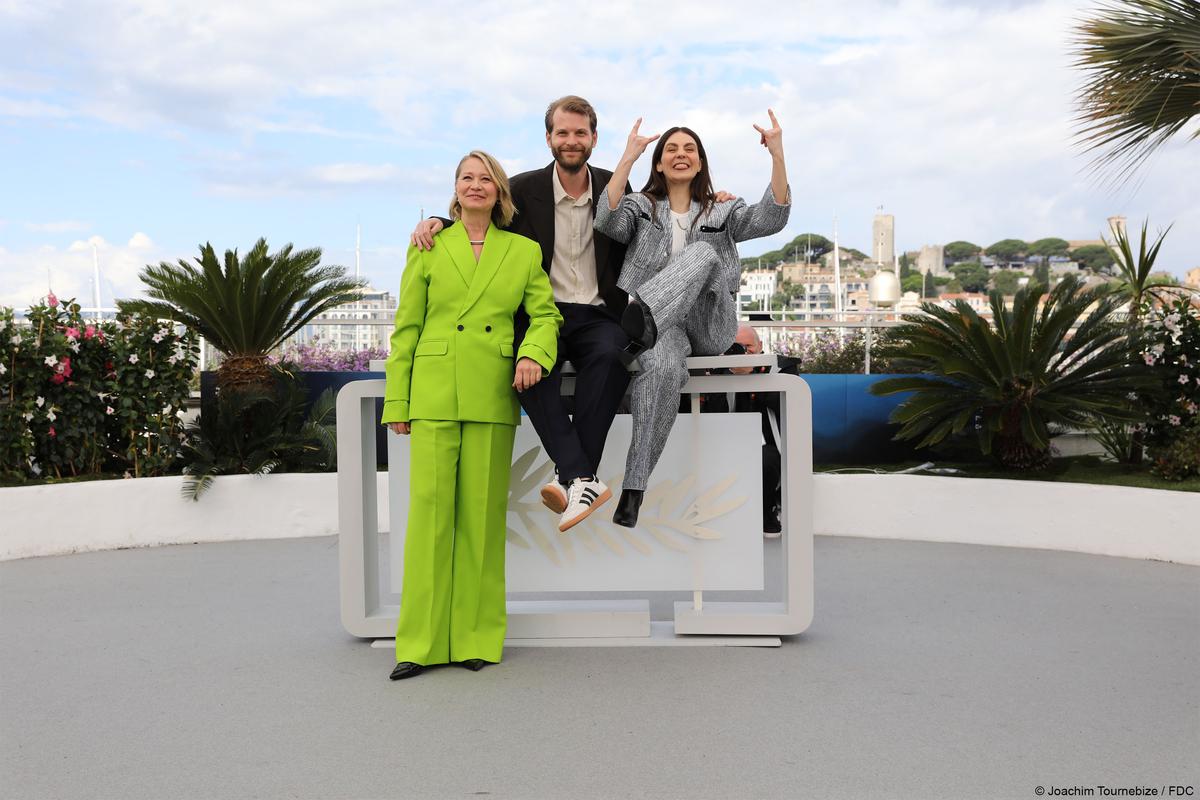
xmin=308 ymin=163 xmax=402 ymax=185
xmin=0 ymin=235 xmax=169 ymax=310
xmin=4 ymin=0 xmax=1199 ymax=277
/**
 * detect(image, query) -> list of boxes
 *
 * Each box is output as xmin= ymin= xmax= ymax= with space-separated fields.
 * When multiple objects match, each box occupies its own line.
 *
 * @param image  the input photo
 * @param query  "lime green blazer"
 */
xmin=382 ymin=222 xmax=562 ymax=426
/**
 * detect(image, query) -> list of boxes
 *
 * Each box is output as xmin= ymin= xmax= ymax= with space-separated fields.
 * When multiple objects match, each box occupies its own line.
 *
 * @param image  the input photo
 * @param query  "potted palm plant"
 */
xmin=870 ymin=277 xmax=1150 ymax=469
xmin=119 ymin=239 xmax=367 ymax=496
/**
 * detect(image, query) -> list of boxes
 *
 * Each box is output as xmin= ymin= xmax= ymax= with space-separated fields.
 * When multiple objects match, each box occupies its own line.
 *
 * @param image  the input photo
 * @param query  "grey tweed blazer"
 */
xmin=594 ymin=185 xmax=791 ymax=296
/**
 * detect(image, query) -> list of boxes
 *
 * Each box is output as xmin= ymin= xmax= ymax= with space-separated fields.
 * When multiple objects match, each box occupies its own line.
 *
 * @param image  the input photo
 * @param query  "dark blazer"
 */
xmin=508 ymin=162 xmax=630 ymax=315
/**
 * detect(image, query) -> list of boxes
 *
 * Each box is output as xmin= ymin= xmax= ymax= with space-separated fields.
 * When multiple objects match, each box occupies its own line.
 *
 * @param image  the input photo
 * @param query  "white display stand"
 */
xmin=337 ymin=356 xmax=813 ymax=646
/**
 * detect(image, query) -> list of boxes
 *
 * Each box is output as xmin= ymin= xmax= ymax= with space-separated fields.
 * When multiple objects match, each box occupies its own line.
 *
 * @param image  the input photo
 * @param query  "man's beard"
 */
xmin=552 ymin=144 xmax=591 ymax=174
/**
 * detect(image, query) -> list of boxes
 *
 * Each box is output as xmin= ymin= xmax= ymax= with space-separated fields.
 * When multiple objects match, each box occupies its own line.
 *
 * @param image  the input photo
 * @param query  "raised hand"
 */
xmin=621 ymin=118 xmax=660 ymax=163
xmin=753 ymin=109 xmax=784 ymax=159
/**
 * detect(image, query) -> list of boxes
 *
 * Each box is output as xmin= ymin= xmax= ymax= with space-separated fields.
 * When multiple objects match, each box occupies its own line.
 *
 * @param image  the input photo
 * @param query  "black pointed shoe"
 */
xmin=611 ymin=488 xmax=644 ymax=528
xmin=389 ymin=661 xmax=424 ymax=681
xmin=620 ymin=300 xmax=658 ymax=357
xmin=460 ymin=659 xmax=489 ymax=671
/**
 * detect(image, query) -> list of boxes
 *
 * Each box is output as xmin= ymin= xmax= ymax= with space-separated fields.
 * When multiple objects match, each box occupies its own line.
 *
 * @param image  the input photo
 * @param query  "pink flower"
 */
xmin=47 ymin=425 xmax=56 ymax=437
xmin=65 ymin=327 xmax=80 ymax=340
xmin=1168 ymin=415 xmax=1182 ymax=426
xmin=59 ymin=356 xmax=72 ymax=378
xmin=83 ymin=326 xmax=96 ymax=340
xmin=1143 ymin=353 xmax=1156 ymax=366
xmin=1180 ymin=374 xmax=1191 ymax=385
xmin=47 ymin=293 xmax=58 ymax=308
xmin=49 ymin=373 xmax=65 ymax=385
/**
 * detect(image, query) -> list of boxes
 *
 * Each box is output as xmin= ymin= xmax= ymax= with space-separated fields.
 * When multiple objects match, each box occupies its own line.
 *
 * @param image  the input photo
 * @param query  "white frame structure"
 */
xmin=337 ymin=356 xmax=813 ymax=644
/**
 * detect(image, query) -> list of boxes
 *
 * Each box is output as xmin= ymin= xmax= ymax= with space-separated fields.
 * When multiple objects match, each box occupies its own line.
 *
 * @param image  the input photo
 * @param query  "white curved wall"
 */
xmin=2 ymin=473 xmax=1197 ymax=564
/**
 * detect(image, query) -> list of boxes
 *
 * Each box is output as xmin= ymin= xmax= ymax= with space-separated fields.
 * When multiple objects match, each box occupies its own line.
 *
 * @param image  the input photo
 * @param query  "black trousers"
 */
xmin=516 ymin=303 xmax=630 ymax=484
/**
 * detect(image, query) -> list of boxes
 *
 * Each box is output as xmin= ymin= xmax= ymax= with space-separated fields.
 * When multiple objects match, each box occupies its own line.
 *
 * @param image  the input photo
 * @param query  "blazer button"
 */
xmin=485 ymin=325 xmax=492 ymax=332
xmin=457 ymin=325 xmax=464 ymax=331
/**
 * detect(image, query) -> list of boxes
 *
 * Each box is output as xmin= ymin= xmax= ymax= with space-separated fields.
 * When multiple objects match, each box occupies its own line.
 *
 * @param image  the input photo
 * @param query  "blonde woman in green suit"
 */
xmin=382 ymin=150 xmax=562 ymax=681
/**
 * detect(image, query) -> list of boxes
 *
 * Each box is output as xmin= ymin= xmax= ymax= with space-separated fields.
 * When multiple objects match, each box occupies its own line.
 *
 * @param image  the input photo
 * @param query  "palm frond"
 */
xmin=1073 ymin=0 xmax=1200 ymax=185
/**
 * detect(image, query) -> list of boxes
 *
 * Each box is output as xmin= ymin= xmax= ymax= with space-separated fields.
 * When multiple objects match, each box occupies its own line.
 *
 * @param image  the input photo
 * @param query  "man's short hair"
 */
xmin=544 ymin=95 xmax=597 ymax=134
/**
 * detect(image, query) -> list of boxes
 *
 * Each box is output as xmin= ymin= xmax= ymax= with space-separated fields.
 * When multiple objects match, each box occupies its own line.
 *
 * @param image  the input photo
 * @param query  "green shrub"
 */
xmin=1 ymin=296 xmax=196 ymax=481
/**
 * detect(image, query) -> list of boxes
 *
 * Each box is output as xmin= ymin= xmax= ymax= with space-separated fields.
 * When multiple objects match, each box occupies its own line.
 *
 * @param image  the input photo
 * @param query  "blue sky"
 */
xmin=2 ymin=0 xmax=1197 ymax=309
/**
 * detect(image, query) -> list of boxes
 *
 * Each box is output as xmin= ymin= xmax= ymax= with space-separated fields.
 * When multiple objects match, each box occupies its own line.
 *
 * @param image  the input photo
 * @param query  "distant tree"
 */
xmin=991 ymin=269 xmax=1021 ymax=295
xmin=932 ymin=276 xmax=953 ymax=286
xmin=950 ymin=263 xmax=990 ymax=293
xmin=1028 ymin=237 xmax=1072 ymax=258
xmin=985 ymin=239 xmax=1029 ymax=263
xmin=944 ymin=279 xmax=964 ymax=294
xmin=1033 ymin=262 xmax=1051 ymax=286
xmin=901 ymin=274 xmax=924 ymax=294
xmin=944 ymin=241 xmax=982 ymax=261
xmin=899 ymin=252 xmax=912 ymax=279
xmin=1071 ymin=244 xmax=1116 ymax=274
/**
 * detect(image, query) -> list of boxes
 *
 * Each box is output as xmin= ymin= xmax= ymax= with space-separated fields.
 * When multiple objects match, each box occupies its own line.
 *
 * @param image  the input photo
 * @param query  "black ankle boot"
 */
xmin=620 ymin=300 xmax=658 ymax=356
xmin=612 ymin=489 xmax=644 ymax=528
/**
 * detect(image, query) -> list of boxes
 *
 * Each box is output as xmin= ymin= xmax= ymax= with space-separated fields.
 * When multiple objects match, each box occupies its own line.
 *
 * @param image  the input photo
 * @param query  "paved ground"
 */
xmin=2 ymin=535 xmax=1197 ymax=800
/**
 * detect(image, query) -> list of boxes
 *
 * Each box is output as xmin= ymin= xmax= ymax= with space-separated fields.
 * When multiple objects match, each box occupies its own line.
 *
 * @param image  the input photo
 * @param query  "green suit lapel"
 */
xmin=442 ymin=223 xmax=475 ymax=289
xmin=460 ymin=223 xmax=511 ymax=316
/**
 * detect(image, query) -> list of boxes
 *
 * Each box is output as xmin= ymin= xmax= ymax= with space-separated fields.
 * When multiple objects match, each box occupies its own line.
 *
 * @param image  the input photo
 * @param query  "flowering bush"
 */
xmin=1139 ymin=297 xmax=1200 ymax=479
xmin=774 ymin=328 xmax=909 ymax=374
xmin=0 ymin=295 xmax=197 ymax=481
xmin=272 ymin=341 xmax=387 ymax=372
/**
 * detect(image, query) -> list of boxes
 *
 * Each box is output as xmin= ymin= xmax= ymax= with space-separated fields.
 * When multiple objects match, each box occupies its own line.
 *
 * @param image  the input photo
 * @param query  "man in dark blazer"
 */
xmin=410 ymin=95 xmax=630 ymax=533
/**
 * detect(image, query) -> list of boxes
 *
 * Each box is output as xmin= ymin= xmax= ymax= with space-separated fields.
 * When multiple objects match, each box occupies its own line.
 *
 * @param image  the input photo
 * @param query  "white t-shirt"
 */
xmin=670 ymin=210 xmax=691 ymax=257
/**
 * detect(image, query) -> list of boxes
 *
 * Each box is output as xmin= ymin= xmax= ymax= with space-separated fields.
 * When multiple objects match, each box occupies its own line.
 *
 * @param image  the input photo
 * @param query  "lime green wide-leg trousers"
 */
xmin=394 ymin=419 xmax=516 ymax=666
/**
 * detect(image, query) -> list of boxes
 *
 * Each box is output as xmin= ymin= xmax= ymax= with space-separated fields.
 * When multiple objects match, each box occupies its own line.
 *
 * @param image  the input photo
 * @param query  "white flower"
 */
xmin=166 ymin=354 xmax=178 ymax=364
xmin=128 ymin=353 xmax=139 ymax=364
xmin=70 ymin=342 xmax=81 ymax=353
xmin=46 ymin=408 xmax=56 ymax=422
xmin=9 ymin=334 xmax=20 ymax=345
xmin=163 ymin=405 xmax=172 ymax=415
xmin=158 ymin=327 xmax=170 ymax=338
xmin=1168 ymin=414 xmax=1182 ymax=426
xmin=0 ymin=363 xmax=5 ymax=375
xmin=35 ymin=396 xmax=44 ymax=408
xmin=43 ymin=355 xmax=57 ymax=367
xmin=30 ymin=461 xmax=42 ymax=477
xmin=145 ymin=369 xmax=155 ymax=379
xmin=106 ymin=406 xmax=115 ymax=415
xmin=1151 ymin=343 xmax=1165 ymax=356
xmin=22 ymin=411 xmax=33 ymax=422
xmin=1180 ymin=374 xmax=1191 ymax=385
xmin=151 ymin=332 xmax=164 ymax=343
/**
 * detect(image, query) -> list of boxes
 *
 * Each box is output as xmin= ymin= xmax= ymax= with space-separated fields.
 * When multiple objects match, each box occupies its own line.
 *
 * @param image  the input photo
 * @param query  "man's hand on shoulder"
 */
xmin=410 ymin=219 xmax=444 ymax=251
xmin=714 ymin=190 xmax=738 ymax=204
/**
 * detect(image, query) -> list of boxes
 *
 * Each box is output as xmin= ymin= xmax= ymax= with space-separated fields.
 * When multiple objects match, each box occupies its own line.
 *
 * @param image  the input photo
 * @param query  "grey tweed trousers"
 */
xmin=623 ymin=241 xmax=737 ymax=490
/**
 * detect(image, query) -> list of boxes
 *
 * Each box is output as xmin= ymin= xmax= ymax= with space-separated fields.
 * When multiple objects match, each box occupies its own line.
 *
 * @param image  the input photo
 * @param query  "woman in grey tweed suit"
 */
xmin=594 ymin=110 xmax=790 ymax=527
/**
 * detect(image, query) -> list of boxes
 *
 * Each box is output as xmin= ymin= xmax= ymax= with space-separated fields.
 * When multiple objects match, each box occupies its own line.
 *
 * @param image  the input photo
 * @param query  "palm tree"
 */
xmin=870 ymin=277 xmax=1149 ymax=469
xmin=1106 ymin=219 xmax=1181 ymax=316
xmin=119 ymin=239 xmax=366 ymax=392
xmin=1073 ymin=0 xmax=1200 ymax=185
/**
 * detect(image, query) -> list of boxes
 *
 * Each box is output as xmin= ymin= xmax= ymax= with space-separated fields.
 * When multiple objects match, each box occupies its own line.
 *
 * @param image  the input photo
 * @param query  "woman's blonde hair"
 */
xmin=449 ymin=150 xmax=516 ymax=228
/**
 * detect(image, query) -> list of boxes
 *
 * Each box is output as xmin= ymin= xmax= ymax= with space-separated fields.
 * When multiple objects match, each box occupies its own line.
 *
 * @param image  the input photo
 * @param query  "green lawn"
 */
xmin=817 ymin=455 xmax=1200 ymax=493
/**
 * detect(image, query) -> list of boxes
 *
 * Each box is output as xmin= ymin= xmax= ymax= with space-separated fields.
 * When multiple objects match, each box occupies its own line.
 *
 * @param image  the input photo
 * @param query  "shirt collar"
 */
xmin=551 ymin=164 xmax=592 ymax=206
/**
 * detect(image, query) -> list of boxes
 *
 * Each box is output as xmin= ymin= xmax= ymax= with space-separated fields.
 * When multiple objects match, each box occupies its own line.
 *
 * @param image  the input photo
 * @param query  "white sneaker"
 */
xmin=558 ymin=476 xmax=611 ymax=532
xmin=540 ymin=471 xmax=567 ymax=514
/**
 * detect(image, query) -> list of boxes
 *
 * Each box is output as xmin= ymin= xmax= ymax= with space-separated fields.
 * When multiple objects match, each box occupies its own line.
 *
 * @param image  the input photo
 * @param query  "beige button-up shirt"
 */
xmin=549 ymin=166 xmax=602 ymax=306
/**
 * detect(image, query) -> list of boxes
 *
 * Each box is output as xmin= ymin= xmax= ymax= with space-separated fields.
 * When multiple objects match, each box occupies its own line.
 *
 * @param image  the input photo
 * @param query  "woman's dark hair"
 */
xmin=639 ymin=126 xmax=715 ymax=227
